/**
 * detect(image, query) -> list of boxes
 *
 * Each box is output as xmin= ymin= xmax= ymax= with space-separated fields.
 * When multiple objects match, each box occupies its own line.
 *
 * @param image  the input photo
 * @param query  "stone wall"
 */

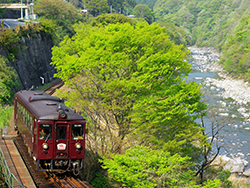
xmin=2 ymin=32 xmax=56 ymax=90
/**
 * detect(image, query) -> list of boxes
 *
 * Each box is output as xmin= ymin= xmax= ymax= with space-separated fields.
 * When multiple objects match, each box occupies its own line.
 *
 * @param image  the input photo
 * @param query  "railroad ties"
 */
xmin=0 ymin=131 xmax=36 ymax=188
xmin=43 ymin=78 xmax=64 ymax=95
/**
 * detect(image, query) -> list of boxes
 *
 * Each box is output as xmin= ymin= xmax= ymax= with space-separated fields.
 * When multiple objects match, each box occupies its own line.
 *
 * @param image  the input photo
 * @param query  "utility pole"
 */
xmin=21 ymin=0 xmax=23 ymax=19
xmin=110 ymin=5 xmax=112 ymax=13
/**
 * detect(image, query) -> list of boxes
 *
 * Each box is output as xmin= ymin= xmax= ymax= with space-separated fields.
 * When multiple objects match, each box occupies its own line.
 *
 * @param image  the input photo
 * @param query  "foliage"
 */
xmin=135 ymin=0 xmax=156 ymax=9
xmin=0 ymin=106 xmax=13 ymax=128
xmin=90 ymin=172 xmax=114 ymax=188
xmin=101 ymin=146 xmax=222 ymax=188
xmin=91 ymin=13 xmax=134 ymax=26
xmin=157 ymin=18 xmax=193 ymax=46
xmin=150 ymin=0 xmax=250 ymax=80
xmin=35 ymin=0 xmax=78 ymax=20
xmin=0 ymin=56 xmax=18 ymax=105
xmin=52 ymin=22 xmax=206 ymax=159
xmin=39 ymin=18 xmax=57 ymax=36
xmin=107 ymin=0 xmax=137 ymax=15
xmin=34 ymin=0 xmax=86 ymax=41
xmin=152 ymin=0 xmax=250 ymax=48
xmin=0 ymin=22 xmax=19 ymax=56
xmin=218 ymin=13 xmax=250 ymax=81
xmin=133 ymin=4 xmax=154 ymax=24
xmin=83 ymin=0 xmax=109 ymax=17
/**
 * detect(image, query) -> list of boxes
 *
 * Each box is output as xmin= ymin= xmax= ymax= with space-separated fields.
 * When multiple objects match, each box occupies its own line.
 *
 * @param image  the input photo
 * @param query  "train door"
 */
xmin=55 ymin=123 xmax=69 ymax=158
xmin=33 ymin=121 xmax=37 ymax=158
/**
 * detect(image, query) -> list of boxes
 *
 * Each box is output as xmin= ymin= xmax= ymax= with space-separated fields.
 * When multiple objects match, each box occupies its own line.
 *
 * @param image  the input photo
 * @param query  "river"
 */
xmin=188 ymin=47 xmax=250 ymax=166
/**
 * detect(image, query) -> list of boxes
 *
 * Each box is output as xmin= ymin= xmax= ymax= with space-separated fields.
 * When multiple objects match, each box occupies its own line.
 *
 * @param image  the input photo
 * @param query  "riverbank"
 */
xmin=190 ymin=46 xmax=250 ymax=119
xmin=189 ymin=46 xmax=250 ymax=186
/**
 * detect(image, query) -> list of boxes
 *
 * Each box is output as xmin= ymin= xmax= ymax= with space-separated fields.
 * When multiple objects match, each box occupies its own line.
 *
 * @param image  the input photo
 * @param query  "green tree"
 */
xmin=91 ymin=13 xmax=134 ymax=26
xmin=108 ymin=0 xmax=136 ymax=15
xmin=157 ymin=18 xmax=193 ymax=45
xmin=83 ymin=0 xmax=109 ymax=17
xmin=35 ymin=0 xmax=78 ymax=20
xmin=0 ymin=55 xmax=18 ymax=105
xmin=51 ymin=22 xmax=206 ymax=157
xmin=35 ymin=0 xmax=85 ymax=41
xmin=101 ymin=146 xmax=222 ymax=188
xmin=135 ymin=0 xmax=156 ymax=9
xmin=133 ymin=4 xmax=154 ymax=24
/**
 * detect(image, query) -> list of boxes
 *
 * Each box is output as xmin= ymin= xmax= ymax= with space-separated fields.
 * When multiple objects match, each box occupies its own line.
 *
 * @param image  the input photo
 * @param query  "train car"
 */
xmin=14 ymin=90 xmax=87 ymax=175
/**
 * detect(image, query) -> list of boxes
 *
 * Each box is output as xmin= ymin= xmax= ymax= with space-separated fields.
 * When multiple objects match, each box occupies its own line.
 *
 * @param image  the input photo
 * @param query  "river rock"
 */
xmin=224 ymin=157 xmax=245 ymax=173
xmin=243 ymin=168 xmax=250 ymax=177
xmin=212 ymin=155 xmax=230 ymax=166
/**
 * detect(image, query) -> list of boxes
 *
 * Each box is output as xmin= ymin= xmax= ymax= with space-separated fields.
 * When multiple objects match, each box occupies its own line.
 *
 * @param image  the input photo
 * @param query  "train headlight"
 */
xmin=75 ymin=143 xmax=81 ymax=149
xmin=42 ymin=143 xmax=49 ymax=150
xmin=59 ymin=111 xmax=67 ymax=119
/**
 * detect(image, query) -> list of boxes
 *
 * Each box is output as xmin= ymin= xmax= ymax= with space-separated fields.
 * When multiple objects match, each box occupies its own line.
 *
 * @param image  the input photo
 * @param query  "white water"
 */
xmin=188 ymin=47 xmax=250 ymax=165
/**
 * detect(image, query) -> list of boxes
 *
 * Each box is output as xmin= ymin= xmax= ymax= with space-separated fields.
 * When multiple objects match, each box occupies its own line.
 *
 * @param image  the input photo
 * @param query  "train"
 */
xmin=14 ymin=90 xmax=87 ymax=175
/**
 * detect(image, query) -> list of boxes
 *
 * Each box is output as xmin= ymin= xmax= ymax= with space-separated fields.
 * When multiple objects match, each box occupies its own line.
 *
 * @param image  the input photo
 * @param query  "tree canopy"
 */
xmin=108 ymin=0 xmax=137 ymax=15
xmin=133 ymin=4 xmax=154 ymax=24
xmin=35 ymin=0 xmax=85 ymax=41
xmin=52 ymin=22 xmax=206 ymax=157
xmin=101 ymin=146 xmax=221 ymax=188
xmin=0 ymin=55 xmax=18 ymax=105
xmin=90 ymin=13 xmax=134 ymax=26
xmin=35 ymin=0 xmax=78 ymax=20
xmin=83 ymin=0 xmax=109 ymax=17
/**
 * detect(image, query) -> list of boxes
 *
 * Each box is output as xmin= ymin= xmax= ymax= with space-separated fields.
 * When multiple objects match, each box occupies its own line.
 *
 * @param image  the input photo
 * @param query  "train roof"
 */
xmin=15 ymin=90 xmax=85 ymax=121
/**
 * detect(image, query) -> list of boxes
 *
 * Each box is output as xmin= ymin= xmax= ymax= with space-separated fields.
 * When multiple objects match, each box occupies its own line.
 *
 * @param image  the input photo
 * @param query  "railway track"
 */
xmin=48 ymin=174 xmax=94 ymax=188
xmin=43 ymin=78 xmax=64 ymax=95
xmin=14 ymin=136 xmax=56 ymax=188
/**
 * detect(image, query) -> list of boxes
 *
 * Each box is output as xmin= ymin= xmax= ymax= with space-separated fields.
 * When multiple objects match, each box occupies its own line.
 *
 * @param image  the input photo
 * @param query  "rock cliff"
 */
xmin=2 ymin=31 xmax=56 ymax=90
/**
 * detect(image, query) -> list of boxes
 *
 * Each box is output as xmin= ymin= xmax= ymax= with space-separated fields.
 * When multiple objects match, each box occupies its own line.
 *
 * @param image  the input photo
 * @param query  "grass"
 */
xmin=37 ymin=83 xmax=50 ymax=90
xmin=229 ymin=174 xmax=250 ymax=188
xmin=0 ymin=105 xmax=13 ymax=128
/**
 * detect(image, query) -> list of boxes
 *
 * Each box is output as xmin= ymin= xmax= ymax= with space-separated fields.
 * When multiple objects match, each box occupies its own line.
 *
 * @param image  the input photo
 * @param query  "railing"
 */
xmin=0 ymin=147 xmax=24 ymax=188
xmin=0 ymin=3 xmax=28 ymax=8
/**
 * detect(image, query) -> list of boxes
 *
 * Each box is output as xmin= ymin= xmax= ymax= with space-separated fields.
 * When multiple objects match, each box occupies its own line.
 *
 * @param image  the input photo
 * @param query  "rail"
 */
xmin=0 ymin=147 xmax=24 ymax=188
xmin=43 ymin=78 xmax=64 ymax=95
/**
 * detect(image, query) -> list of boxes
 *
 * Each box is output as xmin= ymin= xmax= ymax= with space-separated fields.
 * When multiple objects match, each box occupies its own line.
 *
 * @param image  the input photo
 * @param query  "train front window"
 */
xmin=72 ymin=124 xmax=84 ymax=140
xmin=39 ymin=124 xmax=52 ymax=140
xmin=57 ymin=126 xmax=67 ymax=140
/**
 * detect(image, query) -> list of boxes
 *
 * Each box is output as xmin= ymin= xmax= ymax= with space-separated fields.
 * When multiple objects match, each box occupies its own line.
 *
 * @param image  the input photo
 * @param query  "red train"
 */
xmin=14 ymin=90 xmax=87 ymax=175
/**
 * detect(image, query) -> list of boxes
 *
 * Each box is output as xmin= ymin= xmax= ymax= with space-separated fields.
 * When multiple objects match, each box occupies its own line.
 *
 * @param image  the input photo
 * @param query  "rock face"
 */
xmin=1 ymin=31 xmax=56 ymax=90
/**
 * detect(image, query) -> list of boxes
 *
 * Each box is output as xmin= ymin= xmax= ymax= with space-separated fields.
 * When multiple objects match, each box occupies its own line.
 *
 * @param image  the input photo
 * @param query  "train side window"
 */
xmin=30 ymin=117 xmax=33 ymax=132
xmin=57 ymin=126 xmax=67 ymax=140
xmin=39 ymin=124 xmax=52 ymax=140
xmin=27 ymin=114 xmax=30 ymax=128
xmin=24 ymin=110 xmax=26 ymax=124
xmin=17 ymin=102 xmax=20 ymax=116
xmin=72 ymin=124 xmax=83 ymax=140
xmin=20 ymin=106 xmax=23 ymax=118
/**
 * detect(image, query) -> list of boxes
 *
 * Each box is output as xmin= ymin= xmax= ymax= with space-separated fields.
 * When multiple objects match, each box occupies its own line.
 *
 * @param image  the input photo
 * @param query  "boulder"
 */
xmin=243 ymin=168 xmax=250 ymax=177
xmin=224 ymin=157 xmax=245 ymax=173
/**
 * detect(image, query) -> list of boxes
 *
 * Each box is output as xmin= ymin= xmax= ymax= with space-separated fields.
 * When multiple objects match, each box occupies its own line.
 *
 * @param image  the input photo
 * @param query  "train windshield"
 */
xmin=57 ymin=126 xmax=67 ymax=140
xmin=72 ymin=124 xmax=84 ymax=140
xmin=39 ymin=124 xmax=52 ymax=140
